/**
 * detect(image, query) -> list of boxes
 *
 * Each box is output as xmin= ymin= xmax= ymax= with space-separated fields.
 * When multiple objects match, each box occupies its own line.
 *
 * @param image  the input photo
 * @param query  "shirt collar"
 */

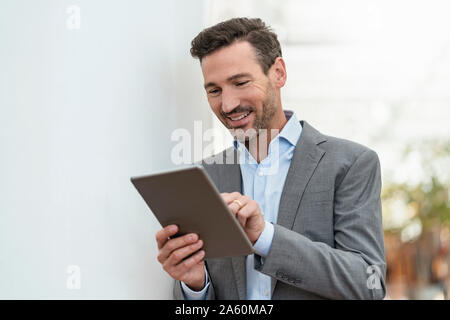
xmin=232 ymin=109 xmax=301 ymax=150
xmin=278 ymin=110 xmax=301 ymax=147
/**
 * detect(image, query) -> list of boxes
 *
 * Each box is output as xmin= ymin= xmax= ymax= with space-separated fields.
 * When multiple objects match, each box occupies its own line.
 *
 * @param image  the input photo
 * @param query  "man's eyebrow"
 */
xmin=204 ymin=73 xmax=253 ymax=89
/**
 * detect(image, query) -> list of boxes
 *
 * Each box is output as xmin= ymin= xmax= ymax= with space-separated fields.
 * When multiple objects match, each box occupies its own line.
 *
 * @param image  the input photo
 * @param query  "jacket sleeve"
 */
xmin=173 ymin=263 xmax=216 ymax=300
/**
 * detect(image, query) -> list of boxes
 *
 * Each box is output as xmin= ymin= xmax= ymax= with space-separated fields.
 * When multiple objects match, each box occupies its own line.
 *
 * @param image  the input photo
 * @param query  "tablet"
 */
xmin=130 ymin=165 xmax=254 ymax=259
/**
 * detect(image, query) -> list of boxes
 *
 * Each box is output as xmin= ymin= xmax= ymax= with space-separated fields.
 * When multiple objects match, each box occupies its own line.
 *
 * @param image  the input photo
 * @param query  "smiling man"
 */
xmin=155 ymin=17 xmax=386 ymax=300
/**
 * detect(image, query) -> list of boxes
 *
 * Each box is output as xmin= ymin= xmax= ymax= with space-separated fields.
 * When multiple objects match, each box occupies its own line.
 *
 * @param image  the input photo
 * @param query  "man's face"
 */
xmin=201 ymin=41 xmax=279 ymax=141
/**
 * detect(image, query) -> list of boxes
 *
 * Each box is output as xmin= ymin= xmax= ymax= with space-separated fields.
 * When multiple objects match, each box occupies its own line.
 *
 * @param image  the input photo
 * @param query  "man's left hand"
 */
xmin=221 ymin=192 xmax=265 ymax=245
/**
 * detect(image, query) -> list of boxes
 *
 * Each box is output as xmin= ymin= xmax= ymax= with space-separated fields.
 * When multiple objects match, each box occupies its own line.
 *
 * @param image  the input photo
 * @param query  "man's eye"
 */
xmin=209 ymin=89 xmax=220 ymax=95
xmin=236 ymin=81 xmax=249 ymax=86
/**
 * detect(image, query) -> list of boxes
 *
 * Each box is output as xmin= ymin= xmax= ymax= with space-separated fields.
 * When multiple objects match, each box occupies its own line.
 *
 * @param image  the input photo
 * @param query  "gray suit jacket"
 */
xmin=173 ymin=120 xmax=386 ymax=300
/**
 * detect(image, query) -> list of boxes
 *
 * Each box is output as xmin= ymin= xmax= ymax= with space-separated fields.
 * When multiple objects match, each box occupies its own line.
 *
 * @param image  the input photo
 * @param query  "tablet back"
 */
xmin=131 ymin=166 xmax=254 ymax=259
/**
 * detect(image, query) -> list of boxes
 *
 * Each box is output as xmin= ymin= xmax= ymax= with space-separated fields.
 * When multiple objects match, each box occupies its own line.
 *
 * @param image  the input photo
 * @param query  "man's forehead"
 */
xmin=201 ymin=41 xmax=261 ymax=85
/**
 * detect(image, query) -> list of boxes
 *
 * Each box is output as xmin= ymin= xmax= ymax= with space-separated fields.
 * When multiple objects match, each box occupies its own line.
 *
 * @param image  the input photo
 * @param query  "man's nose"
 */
xmin=221 ymin=89 xmax=240 ymax=114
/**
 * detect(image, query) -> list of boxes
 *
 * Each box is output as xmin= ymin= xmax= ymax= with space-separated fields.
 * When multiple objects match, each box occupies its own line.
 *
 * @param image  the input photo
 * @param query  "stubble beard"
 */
xmin=233 ymin=84 xmax=278 ymax=144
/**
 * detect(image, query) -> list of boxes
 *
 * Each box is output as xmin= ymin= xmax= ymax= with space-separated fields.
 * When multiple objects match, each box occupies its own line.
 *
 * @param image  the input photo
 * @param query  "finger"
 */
xmin=236 ymin=201 xmax=258 ymax=220
xmin=221 ymin=192 xmax=241 ymax=204
xmin=236 ymin=202 xmax=258 ymax=228
xmin=228 ymin=196 xmax=250 ymax=215
xmin=181 ymin=249 xmax=205 ymax=269
xmin=228 ymin=202 xmax=241 ymax=215
xmin=155 ymin=225 xmax=178 ymax=250
xmin=167 ymin=239 xmax=204 ymax=267
xmin=171 ymin=250 xmax=206 ymax=280
xmin=236 ymin=210 xmax=248 ymax=228
xmin=159 ymin=233 xmax=198 ymax=262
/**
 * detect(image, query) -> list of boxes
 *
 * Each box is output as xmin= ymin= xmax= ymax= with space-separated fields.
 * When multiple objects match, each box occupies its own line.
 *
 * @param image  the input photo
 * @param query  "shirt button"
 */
xmin=264 ymin=289 xmax=269 ymax=296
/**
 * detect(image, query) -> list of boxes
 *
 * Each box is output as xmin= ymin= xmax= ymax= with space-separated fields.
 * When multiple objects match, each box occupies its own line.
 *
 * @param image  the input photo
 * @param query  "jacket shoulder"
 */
xmin=321 ymin=134 xmax=377 ymax=160
xmin=302 ymin=121 xmax=376 ymax=160
xmin=302 ymin=121 xmax=379 ymax=170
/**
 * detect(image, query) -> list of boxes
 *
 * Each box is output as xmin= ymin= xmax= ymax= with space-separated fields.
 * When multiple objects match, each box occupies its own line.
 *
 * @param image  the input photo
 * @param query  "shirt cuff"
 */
xmin=253 ymin=220 xmax=274 ymax=258
xmin=181 ymin=266 xmax=210 ymax=300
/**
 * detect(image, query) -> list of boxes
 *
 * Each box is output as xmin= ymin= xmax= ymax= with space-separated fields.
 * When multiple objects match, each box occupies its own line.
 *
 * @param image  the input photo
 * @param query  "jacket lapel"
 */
xmin=276 ymin=121 xmax=326 ymax=229
xmin=271 ymin=120 xmax=326 ymax=295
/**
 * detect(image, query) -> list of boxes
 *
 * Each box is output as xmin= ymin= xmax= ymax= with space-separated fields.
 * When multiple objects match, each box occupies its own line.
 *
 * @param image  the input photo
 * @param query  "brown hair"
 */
xmin=190 ymin=17 xmax=282 ymax=75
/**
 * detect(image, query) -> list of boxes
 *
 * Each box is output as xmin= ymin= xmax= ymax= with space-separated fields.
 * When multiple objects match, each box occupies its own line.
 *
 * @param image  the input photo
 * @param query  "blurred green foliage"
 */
xmin=382 ymin=140 xmax=450 ymax=234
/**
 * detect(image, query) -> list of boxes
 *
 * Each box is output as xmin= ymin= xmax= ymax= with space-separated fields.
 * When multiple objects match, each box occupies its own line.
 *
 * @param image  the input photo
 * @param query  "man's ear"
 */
xmin=270 ymin=57 xmax=287 ymax=89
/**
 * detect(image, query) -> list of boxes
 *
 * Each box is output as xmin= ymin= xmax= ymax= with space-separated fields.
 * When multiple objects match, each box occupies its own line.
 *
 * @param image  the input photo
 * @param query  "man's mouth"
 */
xmin=226 ymin=111 xmax=252 ymax=128
xmin=228 ymin=111 xmax=250 ymax=121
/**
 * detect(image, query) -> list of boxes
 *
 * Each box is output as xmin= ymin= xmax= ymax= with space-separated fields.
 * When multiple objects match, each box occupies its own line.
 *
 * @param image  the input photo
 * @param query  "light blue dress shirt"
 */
xmin=182 ymin=110 xmax=302 ymax=300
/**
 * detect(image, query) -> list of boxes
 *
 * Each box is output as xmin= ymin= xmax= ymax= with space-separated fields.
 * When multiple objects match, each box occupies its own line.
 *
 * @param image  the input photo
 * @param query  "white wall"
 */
xmin=0 ymin=0 xmax=210 ymax=299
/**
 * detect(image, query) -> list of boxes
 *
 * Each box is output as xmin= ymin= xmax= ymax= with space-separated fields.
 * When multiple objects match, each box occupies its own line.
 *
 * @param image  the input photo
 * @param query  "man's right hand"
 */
xmin=155 ymin=225 xmax=206 ymax=291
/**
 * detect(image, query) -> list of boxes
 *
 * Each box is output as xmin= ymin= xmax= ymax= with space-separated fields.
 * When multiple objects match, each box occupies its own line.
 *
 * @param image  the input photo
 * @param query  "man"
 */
xmin=155 ymin=17 xmax=386 ymax=300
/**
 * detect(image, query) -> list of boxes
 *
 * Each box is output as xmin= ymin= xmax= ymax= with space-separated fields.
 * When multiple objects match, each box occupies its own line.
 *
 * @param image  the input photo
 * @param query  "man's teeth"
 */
xmin=229 ymin=112 xmax=250 ymax=121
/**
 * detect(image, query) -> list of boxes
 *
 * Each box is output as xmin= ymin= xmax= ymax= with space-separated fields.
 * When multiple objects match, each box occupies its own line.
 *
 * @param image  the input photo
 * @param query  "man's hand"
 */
xmin=155 ymin=225 xmax=206 ymax=291
xmin=221 ymin=192 xmax=265 ymax=245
